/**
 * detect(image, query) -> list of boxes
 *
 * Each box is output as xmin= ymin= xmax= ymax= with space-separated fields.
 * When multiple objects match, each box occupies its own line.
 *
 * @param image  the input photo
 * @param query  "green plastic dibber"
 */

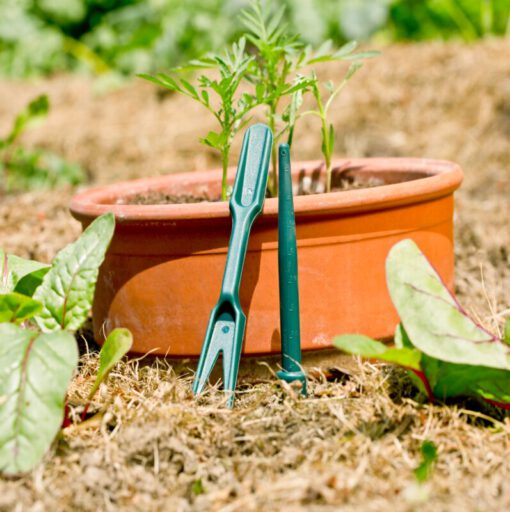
xmin=192 ymin=124 xmax=273 ymax=408
xmin=276 ymin=144 xmax=307 ymax=395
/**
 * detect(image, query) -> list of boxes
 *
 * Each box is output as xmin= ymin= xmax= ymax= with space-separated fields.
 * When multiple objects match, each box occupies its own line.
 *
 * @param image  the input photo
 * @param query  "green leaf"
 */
xmin=0 ymin=251 xmax=49 ymax=294
xmin=504 ymin=318 xmax=510 ymax=346
xmin=180 ymin=79 xmax=199 ymax=99
xmin=0 ymin=292 xmax=42 ymax=323
xmin=334 ymin=334 xmax=422 ymax=369
xmin=6 ymin=95 xmax=49 ymax=146
xmin=345 ymin=62 xmax=363 ymax=81
xmin=33 ymin=213 xmax=115 ymax=333
xmin=386 ymin=239 xmax=510 ymax=371
xmin=87 ymin=328 xmax=132 ymax=402
xmin=200 ymin=131 xmax=225 ymax=149
xmin=328 ymin=124 xmax=335 ymax=154
xmin=191 ymin=478 xmax=205 ymax=495
xmin=334 ymin=40 xmax=358 ymax=58
xmin=14 ymin=267 xmax=50 ymax=297
xmin=0 ymin=324 xmax=78 ymax=475
xmin=414 ymin=440 xmax=438 ymax=483
xmin=342 ymin=51 xmax=381 ymax=61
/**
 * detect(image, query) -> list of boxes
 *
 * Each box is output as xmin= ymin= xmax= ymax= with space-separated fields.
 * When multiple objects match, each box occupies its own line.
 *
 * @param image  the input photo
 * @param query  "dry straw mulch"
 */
xmin=1 ymin=39 xmax=510 ymax=511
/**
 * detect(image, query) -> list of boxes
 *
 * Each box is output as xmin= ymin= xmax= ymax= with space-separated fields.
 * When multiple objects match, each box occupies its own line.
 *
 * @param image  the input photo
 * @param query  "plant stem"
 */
xmin=325 ymin=152 xmax=332 ymax=193
xmin=221 ymin=146 xmax=230 ymax=201
xmin=267 ymin=105 xmax=278 ymax=196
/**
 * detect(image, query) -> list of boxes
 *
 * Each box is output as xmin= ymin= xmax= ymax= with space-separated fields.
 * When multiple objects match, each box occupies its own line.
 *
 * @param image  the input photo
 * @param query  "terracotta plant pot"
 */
xmin=70 ymin=157 xmax=463 ymax=356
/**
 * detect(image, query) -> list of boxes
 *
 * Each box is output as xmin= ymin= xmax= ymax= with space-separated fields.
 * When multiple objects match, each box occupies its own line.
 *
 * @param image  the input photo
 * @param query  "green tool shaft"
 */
xmin=278 ymin=144 xmax=302 ymax=373
xmin=220 ymin=211 xmax=250 ymax=300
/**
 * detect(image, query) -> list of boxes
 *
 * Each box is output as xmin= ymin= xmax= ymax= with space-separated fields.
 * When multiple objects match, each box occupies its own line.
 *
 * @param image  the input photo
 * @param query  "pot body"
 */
xmin=70 ymin=158 xmax=463 ymax=356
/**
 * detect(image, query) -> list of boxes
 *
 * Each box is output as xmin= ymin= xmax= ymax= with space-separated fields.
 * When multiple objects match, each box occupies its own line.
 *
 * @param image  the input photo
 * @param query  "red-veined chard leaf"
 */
xmin=0 ymin=323 xmax=78 ymax=475
xmin=334 ymin=240 xmax=510 ymax=407
xmin=386 ymin=239 xmax=510 ymax=371
xmin=33 ymin=213 xmax=115 ymax=333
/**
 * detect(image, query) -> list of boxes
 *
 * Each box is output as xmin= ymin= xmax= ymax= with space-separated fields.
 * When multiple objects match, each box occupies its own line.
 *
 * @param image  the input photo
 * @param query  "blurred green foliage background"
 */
xmin=1 ymin=0 xmax=509 ymax=78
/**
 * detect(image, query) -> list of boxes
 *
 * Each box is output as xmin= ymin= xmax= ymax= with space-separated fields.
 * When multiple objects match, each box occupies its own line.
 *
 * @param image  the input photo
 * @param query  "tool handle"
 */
xmin=278 ymin=144 xmax=302 ymax=372
xmin=220 ymin=124 xmax=272 ymax=299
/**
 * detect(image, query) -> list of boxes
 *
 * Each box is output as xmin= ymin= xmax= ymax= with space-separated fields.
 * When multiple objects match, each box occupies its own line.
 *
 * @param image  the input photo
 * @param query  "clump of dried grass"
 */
xmin=1 ymin=344 xmax=508 ymax=512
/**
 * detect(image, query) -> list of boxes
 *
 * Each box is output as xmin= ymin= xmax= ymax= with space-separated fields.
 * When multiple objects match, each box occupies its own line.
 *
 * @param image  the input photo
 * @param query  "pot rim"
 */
xmin=70 ymin=157 xmax=463 ymax=223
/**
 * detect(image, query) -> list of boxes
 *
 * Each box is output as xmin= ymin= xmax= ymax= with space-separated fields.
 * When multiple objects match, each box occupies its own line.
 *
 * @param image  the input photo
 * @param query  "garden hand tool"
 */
xmin=276 ymin=144 xmax=307 ymax=396
xmin=193 ymin=123 xmax=273 ymax=407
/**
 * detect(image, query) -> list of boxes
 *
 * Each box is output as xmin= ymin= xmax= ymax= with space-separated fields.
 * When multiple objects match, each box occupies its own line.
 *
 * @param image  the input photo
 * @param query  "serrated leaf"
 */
xmin=200 ymin=131 xmax=224 ymax=149
xmin=335 ymin=40 xmax=358 ymax=57
xmin=87 ymin=328 xmax=132 ymax=402
xmin=0 ymin=251 xmax=49 ymax=295
xmin=386 ymin=239 xmax=510 ymax=371
xmin=334 ymin=334 xmax=422 ymax=369
xmin=345 ymin=62 xmax=363 ymax=81
xmin=180 ymin=79 xmax=199 ymax=99
xmin=33 ymin=213 xmax=115 ymax=333
xmin=0 ymin=292 xmax=42 ymax=323
xmin=0 ymin=324 xmax=78 ymax=475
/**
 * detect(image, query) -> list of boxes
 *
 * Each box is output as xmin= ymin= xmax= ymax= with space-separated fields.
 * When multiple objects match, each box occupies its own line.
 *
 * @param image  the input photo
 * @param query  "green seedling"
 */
xmin=335 ymin=239 xmax=510 ymax=409
xmin=414 ymin=440 xmax=438 ymax=483
xmin=241 ymin=1 xmax=378 ymax=196
xmin=0 ymin=94 xmax=85 ymax=192
xmin=82 ymin=327 xmax=133 ymax=419
xmin=0 ymin=213 xmax=132 ymax=475
xmin=140 ymin=38 xmax=257 ymax=201
xmin=302 ymin=60 xmax=365 ymax=193
xmin=141 ymin=0 xmax=377 ymax=199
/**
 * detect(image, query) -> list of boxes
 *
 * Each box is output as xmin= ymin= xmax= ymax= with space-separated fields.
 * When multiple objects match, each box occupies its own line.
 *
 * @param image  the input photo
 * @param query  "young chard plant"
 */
xmin=335 ymin=239 xmax=510 ymax=410
xmin=140 ymin=38 xmax=256 ymax=201
xmin=0 ymin=213 xmax=132 ymax=475
xmin=0 ymin=94 xmax=85 ymax=192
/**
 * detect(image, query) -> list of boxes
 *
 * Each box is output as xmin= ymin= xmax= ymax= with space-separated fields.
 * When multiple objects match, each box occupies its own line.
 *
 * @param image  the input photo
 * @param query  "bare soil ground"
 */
xmin=1 ymin=40 xmax=510 ymax=511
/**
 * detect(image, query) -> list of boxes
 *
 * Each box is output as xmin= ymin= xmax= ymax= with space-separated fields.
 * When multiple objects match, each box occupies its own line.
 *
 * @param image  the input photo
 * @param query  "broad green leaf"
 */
xmin=87 ymin=328 xmax=132 ymax=401
xmin=0 ymin=292 xmax=42 ymax=323
xmin=386 ymin=240 xmax=510 ymax=370
xmin=0 ymin=251 xmax=49 ymax=294
xmin=33 ymin=213 xmax=115 ymax=333
xmin=414 ymin=440 xmax=438 ymax=483
xmin=0 ymin=324 xmax=78 ymax=475
xmin=334 ymin=334 xmax=422 ymax=369
xmin=14 ymin=266 xmax=50 ymax=297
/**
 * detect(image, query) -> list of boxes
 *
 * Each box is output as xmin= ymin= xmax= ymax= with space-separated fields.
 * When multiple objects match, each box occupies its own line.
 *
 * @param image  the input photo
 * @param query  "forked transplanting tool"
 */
xmin=276 ymin=144 xmax=307 ymax=395
xmin=193 ymin=123 xmax=273 ymax=407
